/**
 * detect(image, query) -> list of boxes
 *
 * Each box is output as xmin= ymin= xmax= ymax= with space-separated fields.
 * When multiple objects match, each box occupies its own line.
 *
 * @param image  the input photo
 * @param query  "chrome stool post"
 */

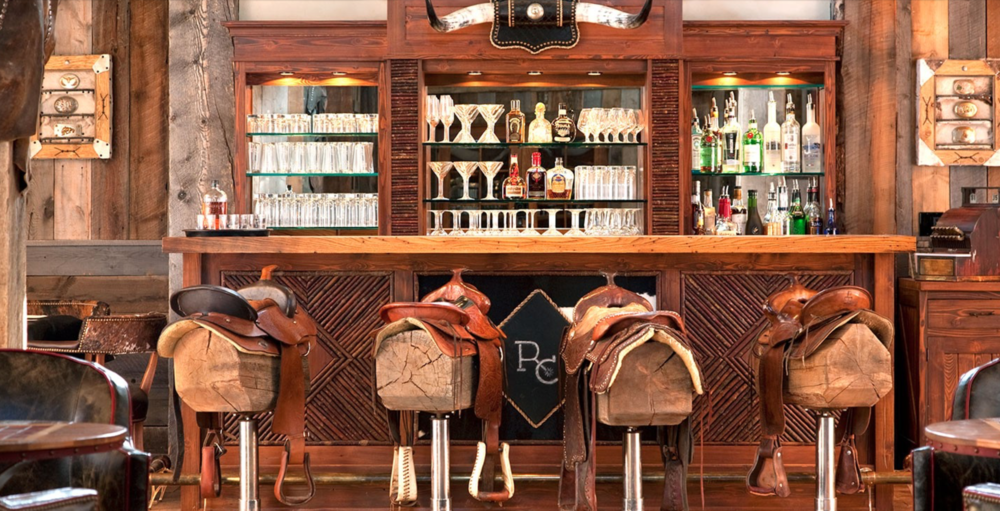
xmin=816 ymin=412 xmax=836 ymax=511
xmin=239 ymin=416 xmax=260 ymax=511
xmin=431 ymin=414 xmax=451 ymax=511
xmin=623 ymin=427 xmax=644 ymax=511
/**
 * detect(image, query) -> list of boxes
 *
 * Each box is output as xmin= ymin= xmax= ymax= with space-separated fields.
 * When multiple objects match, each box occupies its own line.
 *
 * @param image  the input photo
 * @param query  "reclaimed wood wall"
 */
xmin=0 ymin=142 xmax=26 ymax=349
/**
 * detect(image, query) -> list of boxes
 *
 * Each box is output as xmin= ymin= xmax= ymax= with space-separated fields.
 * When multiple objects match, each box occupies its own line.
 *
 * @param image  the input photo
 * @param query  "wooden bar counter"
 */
xmin=164 ymin=234 xmax=913 ymax=510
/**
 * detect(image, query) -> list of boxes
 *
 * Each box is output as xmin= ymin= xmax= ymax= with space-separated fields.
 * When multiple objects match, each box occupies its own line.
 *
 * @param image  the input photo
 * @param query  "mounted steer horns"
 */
xmin=426 ymin=0 xmax=653 ymax=33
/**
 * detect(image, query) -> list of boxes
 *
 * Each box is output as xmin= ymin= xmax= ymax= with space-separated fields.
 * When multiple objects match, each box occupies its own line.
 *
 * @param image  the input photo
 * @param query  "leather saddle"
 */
xmin=747 ymin=276 xmax=893 ymax=498
xmin=158 ymin=265 xmax=317 ymax=506
xmin=375 ymin=270 xmax=514 ymax=505
xmin=491 ymin=0 xmax=579 ymax=54
xmin=559 ymin=277 xmax=703 ymax=511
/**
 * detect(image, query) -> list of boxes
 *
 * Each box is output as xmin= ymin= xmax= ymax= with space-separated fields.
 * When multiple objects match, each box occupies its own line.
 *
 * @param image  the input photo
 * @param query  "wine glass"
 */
xmin=453 ymin=105 xmax=479 ymax=143
xmin=425 ymin=95 xmax=440 ymax=143
xmin=429 ymin=161 xmax=454 ymax=200
xmin=631 ymin=109 xmax=645 ymax=143
xmin=577 ymin=109 xmax=592 ymax=143
xmin=439 ymin=95 xmax=455 ymax=143
xmin=609 ymin=108 xmax=627 ymax=143
xmin=453 ymin=161 xmax=478 ymax=200
xmin=542 ymin=209 xmax=562 ymax=236
xmin=477 ymin=161 xmax=503 ymax=201
xmin=476 ymin=104 xmax=505 ymax=144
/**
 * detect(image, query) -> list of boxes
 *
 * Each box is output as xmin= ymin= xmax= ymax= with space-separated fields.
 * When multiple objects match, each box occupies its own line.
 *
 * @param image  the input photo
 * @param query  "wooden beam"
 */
xmin=25 ymin=161 xmax=55 ymax=240
xmin=896 ymin=0 xmax=914 ymax=235
xmin=26 ymin=275 xmax=168 ymax=314
xmin=0 ymin=142 xmax=26 ymax=349
xmin=26 ymin=241 xmax=167 ymax=277
xmin=988 ymin=0 xmax=1000 ymax=186
xmin=949 ymin=0 xmax=989 ymax=207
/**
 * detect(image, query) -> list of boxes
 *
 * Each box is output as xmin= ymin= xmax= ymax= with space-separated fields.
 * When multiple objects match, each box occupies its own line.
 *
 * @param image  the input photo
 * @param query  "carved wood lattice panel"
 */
xmin=220 ymin=271 xmax=393 ymax=445
xmin=682 ymin=272 xmax=852 ymax=443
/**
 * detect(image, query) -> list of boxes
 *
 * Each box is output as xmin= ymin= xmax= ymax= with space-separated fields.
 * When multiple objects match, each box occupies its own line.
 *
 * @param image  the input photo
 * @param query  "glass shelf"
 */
xmin=423 ymin=199 xmax=646 ymax=205
xmin=424 ymin=141 xmax=646 ymax=149
xmin=692 ymin=172 xmax=825 ymax=177
xmin=691 ymin=84 xmax=824 ymax=91
xmin=270 ymin=226 xmax=377 ymax=230
xmin=247 ymin=172 xmax=377 ymax=177
xmin=246 ymin=132 xmax=378 ymax=137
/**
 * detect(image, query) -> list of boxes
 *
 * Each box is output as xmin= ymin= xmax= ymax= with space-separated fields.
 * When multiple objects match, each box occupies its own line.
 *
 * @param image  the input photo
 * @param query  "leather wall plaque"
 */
xmin=491 ymin=0 xmax=579 ymax=54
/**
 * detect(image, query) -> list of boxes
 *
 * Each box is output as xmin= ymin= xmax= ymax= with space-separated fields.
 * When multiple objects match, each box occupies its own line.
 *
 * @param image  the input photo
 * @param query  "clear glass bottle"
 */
xmin=703 ymin=189 xmax=717 ymax=235
xmin=528 ymin=102 xmax=552 ymax=144
xmin=764 ymin=183 xmax=781 ymax=236
xmin=745 ymin=190 xmax=764 ymax=235
xmin=699 ymin=115 xmax=719 ymax=174
xmin=202 ymin=180 xmax=228 ymax=229
xmin=506 ymin=99 xmax=526 ymax=144
xmin=721 ymin=93 xmax=742 ymax=173
xmin=805 ymin=179 xmax=823 ymax=235
xmin=546 ymin=157 xmax=573 ymax=199
xmin=781 ymin=94 xmax=801 ymax=173
xmin=526 ymin=151 xmax=547 ymax=199
xmin=691 ymin=180 xmax=705 ymax=235
xmin=552 ymin=103 xmax=576 ymax=143
xmin=763 ymin=92 xmax=782 ymax=174
xmin=742 ymin=110 xmax=763 ymax=173
xmin=501 ymin=154 xmax=526 ymax=199
xmin=731 ymin=181 xmax=748 ymax=235
xmin=778 ymin=179 xmax=790 ymax=235
xmin=802 ymin=93 xmax=822 ymax=172
xmin=715 ymin=187 xmax=738 ymax=236
xmin=710 ymin=98 xmax=723 ymax=173
xmin=691 ymin=109 xmax=703 ymax=173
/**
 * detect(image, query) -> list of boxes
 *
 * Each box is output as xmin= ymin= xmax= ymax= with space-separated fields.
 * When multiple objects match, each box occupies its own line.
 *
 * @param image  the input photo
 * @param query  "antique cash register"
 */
xmin=913 ymin=187 xmax=1000 ymax=280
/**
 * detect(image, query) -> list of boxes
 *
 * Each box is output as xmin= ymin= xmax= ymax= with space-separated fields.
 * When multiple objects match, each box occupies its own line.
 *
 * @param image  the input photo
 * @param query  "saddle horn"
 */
xmin=426 ymin=0 xmax=654 ymax=33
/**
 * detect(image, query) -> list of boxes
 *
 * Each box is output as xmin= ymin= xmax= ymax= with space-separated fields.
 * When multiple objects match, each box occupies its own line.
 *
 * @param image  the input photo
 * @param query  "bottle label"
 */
xmin=744 ymin=147 xmax=760 ymax=165
xmin=550 ymin=175 xmax=566 ymax=194
xmin=505 ymin=185 xmax=524 ymax=198
xmin=733 ymin=213 xmax=747 ymax=235
xmin=765 ymin=140 xmax=781 ymax=151
xmin=784 ymin=134 xmax=800 ymax=162
xmin=724 ymin=133 xmax=739 ymax=163
xmin=803 ymin=137 xmax=822 ymax=156
xmin=508 ymin=118 xmax=523 ymax=142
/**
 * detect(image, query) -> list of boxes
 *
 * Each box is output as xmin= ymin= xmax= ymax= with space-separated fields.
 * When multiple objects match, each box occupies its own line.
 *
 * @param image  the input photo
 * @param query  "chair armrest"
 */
xmin=0 ymin=488 xmax=97 ymax=511
xmin=78 ymin=314 xmax=167 ymax=354
xmin=912 ymin=446 xmax=1000 ymax=511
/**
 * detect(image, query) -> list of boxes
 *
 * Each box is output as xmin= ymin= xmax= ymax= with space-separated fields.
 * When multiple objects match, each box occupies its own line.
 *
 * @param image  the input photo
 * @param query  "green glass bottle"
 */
xmin=699 ymin=116 xmax=719 ymax=173
xmin=745 ymin=190 xmax=764 ymax=235
xmin=742 ymin=109 xmax=763 ymax=173
xmin=789 ymin=182 xmax=807 ymax=235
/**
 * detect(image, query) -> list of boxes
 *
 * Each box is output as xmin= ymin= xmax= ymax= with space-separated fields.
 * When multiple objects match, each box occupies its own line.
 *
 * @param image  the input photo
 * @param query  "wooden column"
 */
xmin=0 ymin=142 xmax=26 ymax=349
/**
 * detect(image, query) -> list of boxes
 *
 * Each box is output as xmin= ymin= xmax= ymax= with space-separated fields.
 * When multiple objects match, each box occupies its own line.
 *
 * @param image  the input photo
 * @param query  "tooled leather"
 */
xmin=492 ymin=0 xmax=579 ymax=53
xmin=0 ymin=488 xmax=98 ymax=511
xmin=421 ymin=270 xmax=492 ymax=313
xmin=562 ymin=303 xmax=649 ymax=374
xmin=77 ymin=313 xmax=167 ymax=353
xmin=380 ymin=302 xmax=470 ymax=326
xmin=254 ymin=302 xmax=318 ymax=347
xmin=592 ymin=310 xmax=687 ymax=340
xmin=473 ymin=340 xmax=504 ymax=423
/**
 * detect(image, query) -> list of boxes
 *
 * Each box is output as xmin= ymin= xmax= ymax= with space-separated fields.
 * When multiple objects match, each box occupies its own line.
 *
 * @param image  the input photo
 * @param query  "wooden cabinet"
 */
xmin=898 ymin=279 xmax=1000 ymax=458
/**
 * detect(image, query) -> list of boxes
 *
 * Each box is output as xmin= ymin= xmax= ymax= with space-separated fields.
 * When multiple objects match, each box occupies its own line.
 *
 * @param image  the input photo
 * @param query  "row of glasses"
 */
xmin=247 ymin=114 xmax=311 ymax=134
xmin=575 ymin=165 xmax=638 ymax=200
xmin=313 ymin=113 xmax=378 ymax=134
xmin=195 ymin=214 xmax=267 ymax=231
xmin=246 ymin=113 xmax=377 ymax=134
xmin=425 ymin=99 xmax=506 ymax=144
xmin=429 ymin=161 xmax=504 ymax=200
xmin=578 ymin=108 xmax=645 ymax=143
xmin=426 ymin=208 xmax=643 ymax=236
xmin=249 ymin=142 xmax=374 ymax=174
xmin=253 ymin=193 xmax=378 ymax=228
xmin=425 ymin=95 xmax=455 ymax=142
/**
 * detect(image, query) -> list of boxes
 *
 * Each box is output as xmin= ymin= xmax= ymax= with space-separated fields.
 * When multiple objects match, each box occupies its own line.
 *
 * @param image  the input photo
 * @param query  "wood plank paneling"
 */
xmin=26 ymin=161 xmax=55 ymax=240
xmin=0 ymin=141 xmax=26 ymax=349
xmin=26 ymin=275 xmax=168 ymax=314
xmin=950 ymin=166 xmax=988 ymax=207
xmin=895 ymin=0 xmax=914 ymax=235
xmin=987 ymin=0 xmax=1000 ymax=186
xmin=911 ymin=0 xmax=951 ymax=230
xmin=949 ymin=0 xmax=989 ymax=207
xmin=26 ymin=241 xmax=167 ymax=277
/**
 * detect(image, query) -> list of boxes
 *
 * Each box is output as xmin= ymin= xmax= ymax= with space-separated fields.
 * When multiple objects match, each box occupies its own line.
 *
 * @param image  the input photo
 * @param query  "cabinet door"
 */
xmin=925 ymin=336 xmax=1000 ymax=439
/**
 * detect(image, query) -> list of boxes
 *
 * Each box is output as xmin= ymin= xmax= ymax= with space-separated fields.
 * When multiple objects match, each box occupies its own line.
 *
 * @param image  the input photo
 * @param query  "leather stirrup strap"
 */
xmin=748 ymin=341 xmax=790 ymax=497
xmin=386 ymin=411 xmax=418 ymax=505
xmin=659 ymin=422 xmax=691 ymax=511
xmin=558 ymin=368 xmax=596 ymax=511
xmin=469 ymin=340 xmax=514 ymax=502
xmin=835 ymin=408 xmax=867 ymax=495
xmin=747 ymin=437 xmax=790 ymax=497
xmin=200 ymin=430 xmax=225 ymax=499
xmin=272 ymin=344 xmax=315 ymax=505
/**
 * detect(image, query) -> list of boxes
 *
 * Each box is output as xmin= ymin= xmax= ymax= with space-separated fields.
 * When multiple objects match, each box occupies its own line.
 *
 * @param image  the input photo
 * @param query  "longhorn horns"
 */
xmin=426 ymin=0 xmax=653 ymax=33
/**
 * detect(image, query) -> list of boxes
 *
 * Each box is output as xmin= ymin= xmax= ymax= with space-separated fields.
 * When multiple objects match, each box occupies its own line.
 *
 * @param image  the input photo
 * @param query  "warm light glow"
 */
xmin=280 ymin=71 xmax=295 ymax=76
xmin=331 ymin=71 xmax=347 ymax=76
xmin=776 ymin=71 xmax=791 ymax=76
xmin=723 ymin=72 xmax=738 ymax=76
xmin=588 ymin=71 xmax=602 ymax=76
xmin=468 ymin=71 xmax=483 ymax=76
xmin=527 ymin=71 xmax=543 ymax=76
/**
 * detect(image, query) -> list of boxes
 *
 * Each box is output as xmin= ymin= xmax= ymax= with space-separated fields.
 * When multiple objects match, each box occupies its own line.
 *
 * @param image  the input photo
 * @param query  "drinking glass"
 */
xmin=610 ymin=166 xmax=625 ymax=200
xmin=624 ymin=166 xmax=637 ymax=200
xmin=439 ymin=95 xmax=455 ymax=142
xmin=502 ymin=211 xmax=517 ymax=236
xmin=466 ymin=210 xmax=483 ymax=236
xmin=520 ymin=210 xmax=540 ymax=236
xmin=319 ymin=143 xmax=336 ymax=173
xmin=566 ymin=209 xmax=585 ymax=236
xmin=609 ymin=108 xmax=627 ymax=143
xmin=477 ymin=161 xmax=503 ymax=201
xmin=476 ymin=104 xmax=505 ymax=144
xmin=352 ymin=142 xmax=373 ymax=173
xmin=425 ymin=95 xmax=440 ymax=143
xmin=429 ymin=162 xmax=454 ymax=200
xmin=487 ymin=211 xmax=502 ymax=236
xmin=578 ymin=109 xmax=593 ymax=143
xmin=449 ymin=210 xmax=465 ymax=236
xmin=542 ymin=209 xmax=562 ymax=236
xmin=632 ymin=109 xmax=645 ymax=143
xmin=453 ymin=161 xmax=479 ymax=200
xmin=429 ymin=210 xmax=445 ymax=235
xmin=453 ymin=105 xmax=479 ymax=143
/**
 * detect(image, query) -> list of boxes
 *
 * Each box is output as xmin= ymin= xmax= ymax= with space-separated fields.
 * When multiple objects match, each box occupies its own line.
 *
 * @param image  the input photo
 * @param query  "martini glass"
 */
xmin=439 ymin=95 xmax=455 ymax=143
xmin=477 ymin=161 xmax=503 ymax=200
xmin=429 ymin=161 xmax=454 ymax=200
xmin=477 ymin=104 xmax=505 ymax=144
xmin=453 ymin=105 xmax=479 ymax=144
xmin=453 ymin=162 xmax=478 ymax=200
xmin=542 ymin=209 xmax=562 ymax=236
xmin=425 ymin=95 xmax=440 ymax=143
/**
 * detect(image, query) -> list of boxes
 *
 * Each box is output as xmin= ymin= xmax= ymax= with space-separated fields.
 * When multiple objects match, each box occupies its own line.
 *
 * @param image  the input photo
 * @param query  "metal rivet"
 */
xmin=527 ymin=3 xmax=544 ymax=20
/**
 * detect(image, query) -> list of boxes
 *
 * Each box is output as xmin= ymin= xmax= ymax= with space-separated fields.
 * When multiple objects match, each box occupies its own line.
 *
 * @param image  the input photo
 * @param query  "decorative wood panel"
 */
xmin=682 ymin=272 xmax=852 ymax=443
xmin=219 ymin=271 xmax=393 ymax=445
xmin=650 ymin=59 xmax=680 ymax=234
xmin=390 ymin=60 xmax=419 ymax=235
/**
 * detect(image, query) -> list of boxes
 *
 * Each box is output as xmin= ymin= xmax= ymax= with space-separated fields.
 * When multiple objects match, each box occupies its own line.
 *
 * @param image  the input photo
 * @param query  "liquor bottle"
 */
xmin=506 ymin=99 xmax=526 ymax=144
xmin=825 ymin=198 xmax=838 ymax=235
xmin=777 ymin=179 xmax=790 ymax=235
xmin=721 ymin=93 xmax=742 ymax=173
xmin=526 ymin=152 xmax=547 ymax=199
xmin=691 ymin=181 xmax=705 ymax=235
xmin=764 ymin=183 xmax=781 ymax=236
xmin=710 ymin=98 xmax=724 ymax=173
xmin=802 ymin=94 xmax=822 ymax=172
xmin=552 ymin=103 xmax=577 ymax=143
xmin=528 ymin=102 xmax=552 ymax=143
xmin=202 ymin=180 xmax=228 ymax=229
xmin=546 ymin=157 xmax=573 ymax=199
xmin=699 ymin=115 xmax=719 ymax=173
xmin=731 ymin=180 xmax=748 ymax=235
xmin=763 ymin=92 xmax=782 ymax=174
xmin=703 ymin=189 xmax=717 ymax=235
xmin=715 ymin=187 xmax=738 ymax=236
xmin=805 ymin=179 xmax=822 ymax=234
xmin=789 ymin=182 xmax=807 ymax=235
xmin=691 ymin=109 xmax=702 ymax=173
xmin=501 ymin=154 xmax=526 ymax=199
xmin=745 ymin=190 xmax=764 ymax=235
xmin=782 ymin=94 xmax=801 ymax=173
xmin=742 ymin=110 xmax=763 ymax=173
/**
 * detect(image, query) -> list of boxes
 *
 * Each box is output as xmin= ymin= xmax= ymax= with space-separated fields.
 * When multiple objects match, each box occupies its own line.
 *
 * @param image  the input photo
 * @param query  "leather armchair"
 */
xmin=913 ymin=358 xmax=1000 ymax=511
xmin=0 ymin=488 xmax=98 ymax=511
xmin=0 ymin=350 xmax=149 ymax=511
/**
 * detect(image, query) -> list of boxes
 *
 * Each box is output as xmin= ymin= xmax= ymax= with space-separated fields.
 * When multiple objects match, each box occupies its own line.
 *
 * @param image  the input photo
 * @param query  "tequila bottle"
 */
xmin=552 ymin=103 xmax=576 ymax=143
xmin=721 ymin=93 xmax=742 ymax=173
xmin=691 ymin=181 xmax=705 ymax=235
xmin=802 ymin=94 xmax=822 ymax=172
xmin=506 ymin=99 xmax=526 ymax=144
xmin=546 ymin=157 xmax=573 ymax=199
xmin=742 ymin=110 xmax=763 ymax=173
xmin=731 ymin=181 xmax=748 ymax=235
xmin=703 ymin=189 xmax=717 ymax=235
xmin=763 ymin=92 xmax=782 ymax=174
xmin=526 ymin=152 xmax=547 ymax=199
xmin=527 ymin=102 xmax=552 ymax=144
xmin=501 ymin=154 xmax=526 ymax=199
xmin=691 ymin=109 xmax=703 ymax=173
xmin=745 ymin=190 xmax=764 ymax=235
xmin=789 ymin=182 xmax=807 ymax=235
xmin=715 ymin=187 xmax=738 ymax=236
xmin=699 ymin=116 xmax=719 ymax=173
xmin=781 ymin=94 xmax=801 ymax=173
xmin=202 ymin=180 xmax=228 ymax=229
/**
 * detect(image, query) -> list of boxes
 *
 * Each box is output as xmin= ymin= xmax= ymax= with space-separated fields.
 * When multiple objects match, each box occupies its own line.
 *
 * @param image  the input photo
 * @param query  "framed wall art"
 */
xmin=917 ymin=59 xmax=1000 ymax=166
xmin=30 ymin=54 xmax=112 ymax=160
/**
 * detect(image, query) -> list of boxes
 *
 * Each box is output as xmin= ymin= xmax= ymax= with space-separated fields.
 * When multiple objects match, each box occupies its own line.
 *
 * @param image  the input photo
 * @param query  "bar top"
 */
xmin=162 ymin=235 xmax=916 ymax=255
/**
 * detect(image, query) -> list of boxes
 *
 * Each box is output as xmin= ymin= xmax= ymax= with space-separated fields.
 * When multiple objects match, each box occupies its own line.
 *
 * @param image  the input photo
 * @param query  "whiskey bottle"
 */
xmin=710 ymin=98 xmax=723 ymax=173
xmin=202 ymin=180 xmax=228 ymax=229
xmin=781 ymin=94 xmax=801 ymax=173
xmin=742 ymin=110 xmax=763 ymax=173
xmin=501 ymin=154 xmax=526 ymax=199
xmin=526 ymin=152 xmax=547 ymax=199
xmin=745 ymin=190 xmax=764 ymax=235
xmin=715 ymin=187 xmax=738 ymax=236
xmin=731 ymin=181 xmax=748 ymax=235
xmin=528 ymin=102 xmax=552 ymax=144
xmin=552 ymin=103 xmax=576 ymax=143
xmin=805 ymin=179 xmax=822 ymax=234
xmin=691 ymin=181 xmax=705 ymax=235
xmin=545 ymin=157 xmax=573 ymax=199
xmin=703 ymin=189 xmax=717 ymax=235
xmin=763 ymin=92 xmax=782 ymax=174
xmin=506 ymin=99 xmax=526 ymax=144
xmin=721 ymin=93 xmax=742 ymax=173
xmin=699 ymin=115 xmax=719 ymax=173
xmin=802 ymin=94 xmax=822 ymax=172
xmin=789 ymin=182 xmax=806 ymax=235
xmin=691 ymin=109 xmax=702 ymax=173
xmin=764 ymin=183 xmax=781 ymax=236
xmin=825 ymin=198 xmax=838 ymax=235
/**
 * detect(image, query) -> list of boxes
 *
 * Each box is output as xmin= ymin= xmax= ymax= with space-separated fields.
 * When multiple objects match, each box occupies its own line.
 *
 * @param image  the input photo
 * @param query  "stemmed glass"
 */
xmin=453 ymin=162 xmax=478 ymax=200
xmin=476 ymin=104 xmax=505 ymax=144
xmin=542 ymin=209 xmax=562 ymax=236
xmin=429 ymin=210 xmax=445 ymax=235
xmin=487 ymin=211 xmax=502 ymax=235
xmin=520 ymin=210 xmax=540 ymax=236
xmin=566 ymin=209 xmax=585 ymax=236
xmin=449 ymin=210 xmax=465 ymax=236
xmin=609 ymin=108 xmax=626 ymax=143
xmin=477 ymin=161 xmax=503 ymax=200
xmin=502 ymin=211 xmax=518 ymax=236
xmin=631 ymin=109 xmax=645 ymax=143
xmin=425 ymin=96 xmax=440 ymax=143
xmin=429 ymin=161 xmax=454 ymax=200
xmin=453 ymin=105 xmax=479 ymax=143
xmin=439 ymin=95 xmax=455 ymax=143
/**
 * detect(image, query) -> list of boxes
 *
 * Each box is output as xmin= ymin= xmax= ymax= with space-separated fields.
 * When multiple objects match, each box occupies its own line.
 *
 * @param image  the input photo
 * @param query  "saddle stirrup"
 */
xmin=469 ymin=441 xmax=515 ymax=501
xmin=391 ymin=445 xmax=418 ymax=506
xmin=275 ymin=436 xmax=316 ymax=506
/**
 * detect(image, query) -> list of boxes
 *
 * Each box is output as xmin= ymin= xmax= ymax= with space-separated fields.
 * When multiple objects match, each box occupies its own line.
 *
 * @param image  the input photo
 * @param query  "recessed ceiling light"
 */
xmin=331 ymin=71 xmax=347 ymax=76
xmin=527 ymin=71 xmax=543 ymax=76
xmin=776 ymin=71 xmax=791 ymax=76
xmin=587 ymin=71 xmax=602 ymax=76
xmin=280 ymin=71 xmax=295 ymax=76
xmin=468 ymin=71 xmax=482 ymax=76
xmin=722 ymin=72 xmax=738 ymax=76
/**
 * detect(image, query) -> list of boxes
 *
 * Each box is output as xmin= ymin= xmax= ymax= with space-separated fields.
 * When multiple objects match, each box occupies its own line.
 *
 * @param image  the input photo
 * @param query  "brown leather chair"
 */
xmin=0 ymin=488 xmax=97 ymax=511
